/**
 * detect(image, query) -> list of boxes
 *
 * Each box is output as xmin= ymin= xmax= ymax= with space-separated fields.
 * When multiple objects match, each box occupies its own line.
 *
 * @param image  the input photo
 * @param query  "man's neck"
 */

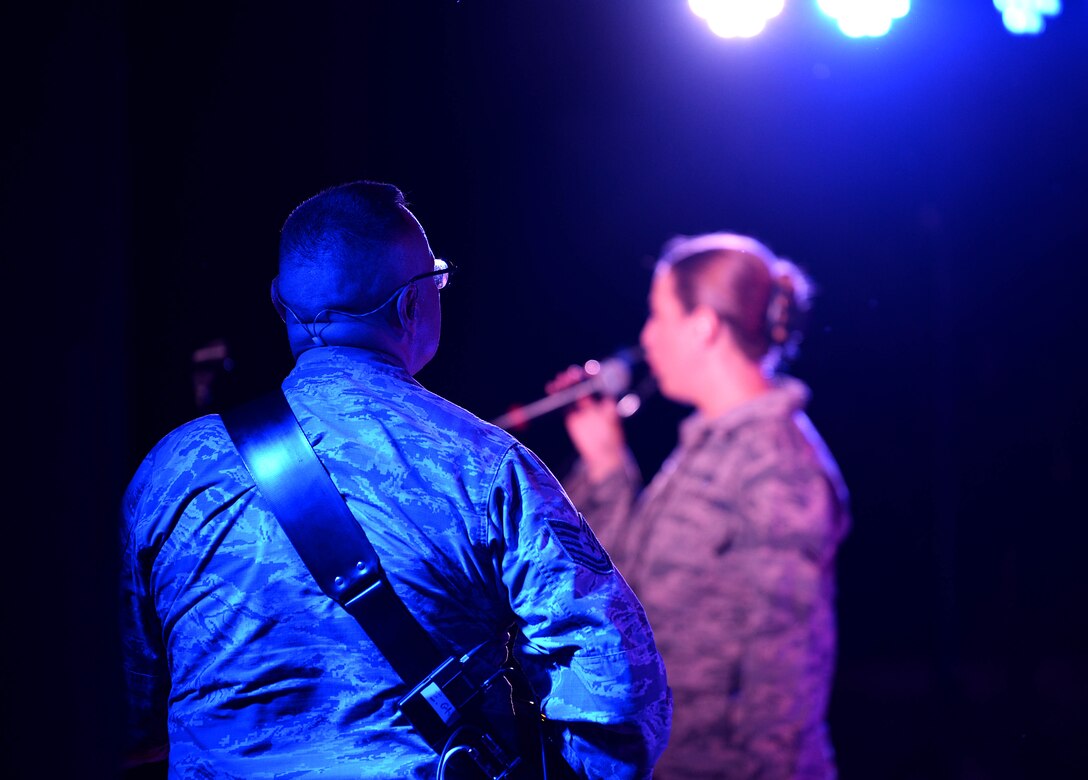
xmin=286 ymin=322 xmax=407 ymax=366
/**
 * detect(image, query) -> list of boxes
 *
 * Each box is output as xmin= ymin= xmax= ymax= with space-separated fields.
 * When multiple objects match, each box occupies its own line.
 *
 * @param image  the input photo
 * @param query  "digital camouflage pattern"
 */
xmin=121 ymin=347 xmax=671 ymax=779
xmin=565 ymin=378 xmax=850 ymax=780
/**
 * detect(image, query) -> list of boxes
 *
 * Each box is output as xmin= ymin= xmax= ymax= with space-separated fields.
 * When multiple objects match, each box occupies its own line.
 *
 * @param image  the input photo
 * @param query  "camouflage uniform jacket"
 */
xmin=121 ymin=346 xmax=671 ymax=779
xmin=565 ymin=378 xmax=850 ymax=780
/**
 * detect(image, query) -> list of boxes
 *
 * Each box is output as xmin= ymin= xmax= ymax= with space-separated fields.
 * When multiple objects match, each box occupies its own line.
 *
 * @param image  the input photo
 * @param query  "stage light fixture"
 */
xmin=993 ymin=0 xmax=1061 ymax=34
xmin=688 ymin=0 xmax=785 ymax=39
xmin=817 ymin=0 xmax=910 ymax=38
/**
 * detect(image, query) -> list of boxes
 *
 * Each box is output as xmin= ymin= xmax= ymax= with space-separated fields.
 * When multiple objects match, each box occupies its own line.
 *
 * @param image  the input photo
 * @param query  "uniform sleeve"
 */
xmin=118 ymin=451 xmax=171 ymax=767
xmin=561 ymin=451 xmax=642 ymax=559
xmin=488 ymin=444 xmax=671 ymax=780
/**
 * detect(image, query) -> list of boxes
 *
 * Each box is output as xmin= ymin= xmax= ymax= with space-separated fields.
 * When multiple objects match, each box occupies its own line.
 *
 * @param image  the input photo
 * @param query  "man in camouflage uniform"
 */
xmin=553 ymin=232 xmax=850 ymax=779
xmin=120 ymin=181 xmax=671 ymax=779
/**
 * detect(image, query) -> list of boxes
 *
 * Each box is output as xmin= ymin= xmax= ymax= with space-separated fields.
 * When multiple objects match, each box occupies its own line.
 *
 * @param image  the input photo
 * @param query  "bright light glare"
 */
xmin=994 ymin=0 xmax=1061 ymax=35
xmin=818 ymin=0 xmax=910 ymax=39
xmin=689 ymin=0 xmax=785 ymax=39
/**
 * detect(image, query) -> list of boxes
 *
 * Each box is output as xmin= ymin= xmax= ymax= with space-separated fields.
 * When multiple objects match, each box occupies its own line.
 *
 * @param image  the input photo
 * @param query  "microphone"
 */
xmin=491 ymin=347 xmax=642 ymax=431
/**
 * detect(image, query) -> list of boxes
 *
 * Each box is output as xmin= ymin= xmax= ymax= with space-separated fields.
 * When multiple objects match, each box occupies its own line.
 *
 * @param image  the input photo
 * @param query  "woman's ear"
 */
xmin=691 ymin=304 xmax=720 ymax=344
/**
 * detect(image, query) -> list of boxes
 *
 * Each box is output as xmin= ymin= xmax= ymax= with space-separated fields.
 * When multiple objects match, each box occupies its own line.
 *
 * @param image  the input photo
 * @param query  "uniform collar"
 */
xmin=678 ymin=376 xmax=811 ymax=446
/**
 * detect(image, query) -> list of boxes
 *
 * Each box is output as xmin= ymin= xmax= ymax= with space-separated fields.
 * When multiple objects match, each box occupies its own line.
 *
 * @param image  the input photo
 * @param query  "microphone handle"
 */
xmin=491 ymin=381 xmax=598 ymax=430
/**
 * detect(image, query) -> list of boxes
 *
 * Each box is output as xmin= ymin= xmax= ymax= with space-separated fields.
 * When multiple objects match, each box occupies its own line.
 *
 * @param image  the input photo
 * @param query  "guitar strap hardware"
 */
xmin=222 ymin=388 xmax=549 ymax=779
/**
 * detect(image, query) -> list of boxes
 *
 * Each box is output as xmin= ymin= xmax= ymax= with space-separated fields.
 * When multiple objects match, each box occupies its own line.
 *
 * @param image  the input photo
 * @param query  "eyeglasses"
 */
xmin=399 ymin=257 xmax=454 ymax=293
xmin=272 ymin=258 xmax=456 ymax=328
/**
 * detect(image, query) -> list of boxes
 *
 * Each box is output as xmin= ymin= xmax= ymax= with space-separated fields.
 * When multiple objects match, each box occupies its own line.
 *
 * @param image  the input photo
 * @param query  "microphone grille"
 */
xmin=595 ymin=357 xmax=632 ymax=396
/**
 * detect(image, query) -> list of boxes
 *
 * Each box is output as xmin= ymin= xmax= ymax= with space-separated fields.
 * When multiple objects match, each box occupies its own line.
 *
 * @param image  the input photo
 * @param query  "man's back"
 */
xmin=121 ymin=346 xmax=670 ymax=778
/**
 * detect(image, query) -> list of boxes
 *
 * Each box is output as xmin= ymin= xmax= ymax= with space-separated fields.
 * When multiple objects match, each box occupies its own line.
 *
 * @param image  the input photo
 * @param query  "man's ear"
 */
xmin=397 ymin=283 xmax=419 ymax=329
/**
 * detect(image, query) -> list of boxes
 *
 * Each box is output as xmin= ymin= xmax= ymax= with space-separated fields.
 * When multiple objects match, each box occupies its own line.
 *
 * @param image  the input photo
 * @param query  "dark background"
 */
xmin=6 ymin=2 xmax=1086 ymax=778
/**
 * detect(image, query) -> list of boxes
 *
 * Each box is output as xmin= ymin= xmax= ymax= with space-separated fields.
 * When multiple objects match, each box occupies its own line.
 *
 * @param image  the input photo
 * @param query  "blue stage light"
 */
xmin=994 ymin=0 xmax=1062 ymax=35
xmin=817 ymin=0 xmax=910 ymax=39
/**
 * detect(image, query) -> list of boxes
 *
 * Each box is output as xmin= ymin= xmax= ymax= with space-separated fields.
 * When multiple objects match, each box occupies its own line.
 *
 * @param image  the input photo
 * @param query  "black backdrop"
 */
xmin=6 ymin=2 xmax=1087 ymax=778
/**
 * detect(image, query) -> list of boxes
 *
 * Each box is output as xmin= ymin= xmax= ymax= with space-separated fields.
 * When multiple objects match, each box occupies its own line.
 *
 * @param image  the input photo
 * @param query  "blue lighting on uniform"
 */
xmin=994 ymin=0 xmax=1061 ymax=35
xmin=817 ymin=0 xmax=910 ymax=39
xmin=688 ymin=0 xmax=785 ymax=39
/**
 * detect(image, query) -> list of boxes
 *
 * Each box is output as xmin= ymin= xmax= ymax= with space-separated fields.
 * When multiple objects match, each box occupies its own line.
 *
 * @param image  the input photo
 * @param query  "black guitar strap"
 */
xmin=220 ymin=388 xmax=446 ymax=685
xmin=221 ymin=389 xmax=551 ymax=779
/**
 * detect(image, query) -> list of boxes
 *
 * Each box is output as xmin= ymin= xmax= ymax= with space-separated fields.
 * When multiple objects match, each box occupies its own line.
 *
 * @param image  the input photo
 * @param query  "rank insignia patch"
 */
xmin=549 ymin=512 xmax=613 ymax=574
